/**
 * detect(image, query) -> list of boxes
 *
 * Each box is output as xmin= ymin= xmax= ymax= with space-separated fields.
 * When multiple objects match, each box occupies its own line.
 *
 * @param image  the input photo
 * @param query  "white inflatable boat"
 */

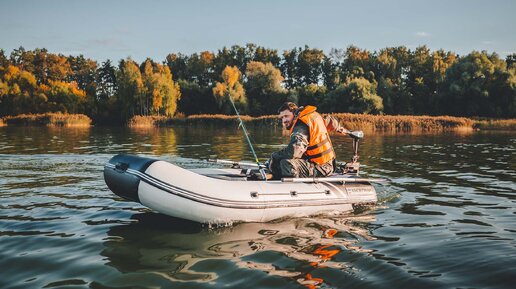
xmin=104 ymin=154 xmax=381 ymax=224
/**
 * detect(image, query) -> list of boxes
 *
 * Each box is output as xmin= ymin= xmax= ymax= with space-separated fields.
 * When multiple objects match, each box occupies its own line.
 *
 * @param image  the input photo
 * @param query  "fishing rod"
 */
xmin=207 ymin=158 xmax=259 ymax=168
xmin=227 ymin=94 xmax=267 ymax=180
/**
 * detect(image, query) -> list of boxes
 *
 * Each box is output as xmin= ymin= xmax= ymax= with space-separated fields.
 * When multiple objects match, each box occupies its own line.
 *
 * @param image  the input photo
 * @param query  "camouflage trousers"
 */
xmin=270 ymin=158 xmax=334 ymax=179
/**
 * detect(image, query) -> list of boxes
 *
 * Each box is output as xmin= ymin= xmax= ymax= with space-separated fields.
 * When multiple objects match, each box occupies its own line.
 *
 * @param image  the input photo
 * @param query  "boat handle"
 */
xmin=115 ymin=162 xmax=129 ymax=172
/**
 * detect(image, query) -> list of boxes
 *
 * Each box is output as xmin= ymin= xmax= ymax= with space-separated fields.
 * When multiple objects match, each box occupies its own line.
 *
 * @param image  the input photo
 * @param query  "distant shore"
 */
xmin=127 ymin=114 xmax=516 ymax=132
xmin=1 ymin=113 xmax=514 ymax=132
xmin=0 ymin=113 xmax=92 ymax=127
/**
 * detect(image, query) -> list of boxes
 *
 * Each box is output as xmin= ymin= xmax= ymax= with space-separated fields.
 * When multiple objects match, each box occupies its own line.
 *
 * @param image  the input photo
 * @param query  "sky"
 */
xmin=1 ymin=0 xmax=515 ymax=63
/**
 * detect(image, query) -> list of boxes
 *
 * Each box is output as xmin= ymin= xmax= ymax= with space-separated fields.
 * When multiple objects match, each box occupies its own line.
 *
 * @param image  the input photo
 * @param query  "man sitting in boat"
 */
xmin=268 ymin=102 xmax=351 ymax=179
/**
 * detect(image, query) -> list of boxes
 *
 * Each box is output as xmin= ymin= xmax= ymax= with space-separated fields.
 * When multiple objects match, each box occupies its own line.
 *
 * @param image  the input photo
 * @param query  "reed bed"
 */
xmin=136 ymin=113 xmax=485 ymax=132
xmin=329 ymin=113 xmax=475 ymax=132
xmin=472 ymin=118 xmax=516 ymax=131
xmin=128 ymin=115 xmax=167 ymax=128
xmin=154 ymin=114 xmax=281 ymax=128
xmin=2 ymin=113 xmax=92 ymax=127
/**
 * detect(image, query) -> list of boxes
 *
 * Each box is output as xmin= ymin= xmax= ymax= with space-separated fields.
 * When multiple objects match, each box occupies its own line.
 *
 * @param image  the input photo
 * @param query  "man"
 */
xmin=268 ymin=102 xmax=351 ymax=179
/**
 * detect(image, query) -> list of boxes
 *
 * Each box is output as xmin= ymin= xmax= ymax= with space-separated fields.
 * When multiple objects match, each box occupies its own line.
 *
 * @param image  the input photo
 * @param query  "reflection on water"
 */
xmin=0 ymin=126 xmax=515 ymax=289
xmin=101 ymin=212 xmax=376 ymax=288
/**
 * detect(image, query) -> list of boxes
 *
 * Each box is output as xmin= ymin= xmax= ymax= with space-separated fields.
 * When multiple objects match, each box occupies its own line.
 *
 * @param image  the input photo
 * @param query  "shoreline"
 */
xmin=1 ymin=113 xmax=92 ymax=127
xmin=127 ymin=113 xmax=516 ymax=132
xmin=1 ymin=113 xmax=515 ymax=132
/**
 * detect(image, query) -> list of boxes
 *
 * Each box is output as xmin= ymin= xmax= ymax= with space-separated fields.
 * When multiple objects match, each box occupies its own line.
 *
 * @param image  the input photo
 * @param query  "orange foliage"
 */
xmin=4 ymin=65 xmax=20 ymax=81
xmin=222 ymin=66 xmax=240 ymax=88
xmin=213 ymin=82 xmax=227 ymax=97
xmin=200 ymin=51 xmax=214 ymax=64
xmin=348 ymin=46 xmax=370 ymax=62
xmin=48 ymin=80 xmax=87 ymax=99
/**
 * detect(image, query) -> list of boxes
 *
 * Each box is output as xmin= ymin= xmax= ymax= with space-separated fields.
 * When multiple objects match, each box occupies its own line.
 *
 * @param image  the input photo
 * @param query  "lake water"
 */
xmin=0 ymin=126 xmax=515 ymax=289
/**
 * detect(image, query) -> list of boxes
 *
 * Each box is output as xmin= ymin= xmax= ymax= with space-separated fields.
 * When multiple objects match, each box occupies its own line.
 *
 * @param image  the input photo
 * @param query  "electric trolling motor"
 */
xmin=340 ymin=130 xmax=364 ymax=175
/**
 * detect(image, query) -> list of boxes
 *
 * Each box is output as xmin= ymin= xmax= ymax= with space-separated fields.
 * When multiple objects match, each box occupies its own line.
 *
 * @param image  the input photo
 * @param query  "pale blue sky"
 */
xmin=1 ymin=0 xmax=515 ymax=62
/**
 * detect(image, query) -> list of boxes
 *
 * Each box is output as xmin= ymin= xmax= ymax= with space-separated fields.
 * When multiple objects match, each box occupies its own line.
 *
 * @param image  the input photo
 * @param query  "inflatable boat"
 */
xmin=104 ymin=154 xmax=382 ymax=224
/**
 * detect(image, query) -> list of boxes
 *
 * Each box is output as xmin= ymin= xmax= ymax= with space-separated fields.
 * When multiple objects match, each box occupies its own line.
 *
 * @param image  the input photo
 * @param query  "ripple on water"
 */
xmin=1 ymin=129 xmax=515 ymax=289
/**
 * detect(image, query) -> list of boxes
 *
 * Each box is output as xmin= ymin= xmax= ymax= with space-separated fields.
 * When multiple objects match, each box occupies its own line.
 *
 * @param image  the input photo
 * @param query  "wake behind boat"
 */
xmin=103 ymin=153 xmax=382 ymax=224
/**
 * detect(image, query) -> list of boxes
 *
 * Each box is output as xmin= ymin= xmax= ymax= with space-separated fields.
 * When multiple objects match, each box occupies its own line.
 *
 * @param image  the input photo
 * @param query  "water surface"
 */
xmin=0 ymin=126 xmax=515 ymax=289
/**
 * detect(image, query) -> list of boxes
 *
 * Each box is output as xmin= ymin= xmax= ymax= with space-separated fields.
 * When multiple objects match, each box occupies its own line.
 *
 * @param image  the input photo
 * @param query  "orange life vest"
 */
xmin=289 ymin=106 xmax=335 ymax=165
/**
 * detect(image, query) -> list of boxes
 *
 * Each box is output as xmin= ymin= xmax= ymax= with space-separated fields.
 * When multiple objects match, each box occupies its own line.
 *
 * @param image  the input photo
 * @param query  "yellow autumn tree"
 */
xmin=212 ymin=65 xmax=247 ymax=114
xmin=157 ymin=65 xmax=181 ymax=117
xmin=0 ymin=65 xmax=48 ymax=115
xmin=141 ymin=59 xmax=181 ymax=117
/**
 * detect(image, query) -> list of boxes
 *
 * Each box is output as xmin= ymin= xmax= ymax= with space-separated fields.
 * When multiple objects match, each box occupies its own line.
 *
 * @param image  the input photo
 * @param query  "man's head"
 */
xmin=277 ymin=102 xmax=298 ymax=130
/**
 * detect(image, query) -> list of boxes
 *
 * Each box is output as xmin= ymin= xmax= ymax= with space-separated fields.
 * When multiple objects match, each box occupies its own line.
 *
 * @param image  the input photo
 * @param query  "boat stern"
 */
xmin=344 ymin=182 xmax=378 ymax=206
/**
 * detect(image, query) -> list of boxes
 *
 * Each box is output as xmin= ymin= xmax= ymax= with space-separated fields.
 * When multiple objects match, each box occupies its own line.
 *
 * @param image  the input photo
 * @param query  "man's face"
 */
xmin=279 ymin=109 xmax=295 ymax=130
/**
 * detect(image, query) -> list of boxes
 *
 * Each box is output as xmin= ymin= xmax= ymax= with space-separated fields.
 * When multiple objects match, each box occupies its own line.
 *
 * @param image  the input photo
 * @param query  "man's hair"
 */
xmin=277 ymin=102 xmax=298 ymax=114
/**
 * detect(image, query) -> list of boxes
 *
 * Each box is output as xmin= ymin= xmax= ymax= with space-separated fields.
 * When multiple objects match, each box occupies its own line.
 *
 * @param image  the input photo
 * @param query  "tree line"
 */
xmin=0 ymin=44 xmax=515 ymax=123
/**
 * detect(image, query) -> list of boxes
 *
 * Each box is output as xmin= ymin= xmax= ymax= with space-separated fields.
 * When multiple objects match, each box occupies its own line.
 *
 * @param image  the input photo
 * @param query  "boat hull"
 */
xmin=104 ymin=154 xmax=377 ymax=223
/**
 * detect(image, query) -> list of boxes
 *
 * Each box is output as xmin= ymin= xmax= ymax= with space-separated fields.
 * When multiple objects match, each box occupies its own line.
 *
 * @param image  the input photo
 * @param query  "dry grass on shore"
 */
xmin=472 ymin=118 xmax=516 ymax=131
xmin=128 ymin=113 xmax=495 ymax=132
xmin=3 ymin=113 xmax=513 ymax=131
xmin=156 ymin=114 xmax=281 ymax=127
xmin=2 ymin=113 xmax=92 ymax=127
xmin=128 ymin=115 xmax=167 ymax=128
xmin=329 ymin=113 xmax=475 ymax=132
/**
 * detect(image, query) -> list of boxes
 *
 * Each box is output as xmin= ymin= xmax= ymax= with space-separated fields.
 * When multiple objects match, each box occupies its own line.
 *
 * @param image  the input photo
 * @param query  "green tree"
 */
xmin=0 ymin=49 xmax=9 ymax=68
xmin=280 ymin=48 xmax=300 ymax=89
xmin=68 ymin=55 xmax=98 ymax=116
xmin=296 ymin=84 xmax=328 ymax=111
xmin=213 ymin=45 xmax=254 ymax=80
xmin=165 ymin=53 xmax=189 ymax=81
xmin=254 ymin=46 xmax=281 ymax=66
xmin=507 ymin=53 xmax=516 ymax=68
xmin=187 ymin=51 xmax=215 ymax=87
xmin=440 ymin=51 xmax=515 ymax=117
xmin=177 ymin=79 xmax=218 ymax=115
xmin=340 ymin=46 xmax=374 ymax=82
xmin=116 ymin=58 xmax=143 ymax=120
xmin=95 ymin=59 xmax=118 ymax=104
xmin=244 ymin=61 xmax=287 ymax=115
xmin=372 ymin=46 xmax=411 ymax=114
xmin=297 ymin=46 xmax=325 ymax=85
xmin=9 ymin=47 xmax=34 ymax=72
xmin=45 ymin=80 xmax=87 ymax=113
xmin=325 ymin=77 xmax=383 ymax=114
xmin=322 ymin=55 xmax=339 ymax=90
xmin=407 ymin=47 xmax=458 ymax=115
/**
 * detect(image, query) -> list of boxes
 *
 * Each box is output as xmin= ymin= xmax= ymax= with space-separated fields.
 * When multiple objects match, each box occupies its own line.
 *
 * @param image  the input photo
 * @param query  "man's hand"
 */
xmin=336 ymin=127 xmax=350 ymax=135
xmin=265 ymin=159 xmax=273 ymax=171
